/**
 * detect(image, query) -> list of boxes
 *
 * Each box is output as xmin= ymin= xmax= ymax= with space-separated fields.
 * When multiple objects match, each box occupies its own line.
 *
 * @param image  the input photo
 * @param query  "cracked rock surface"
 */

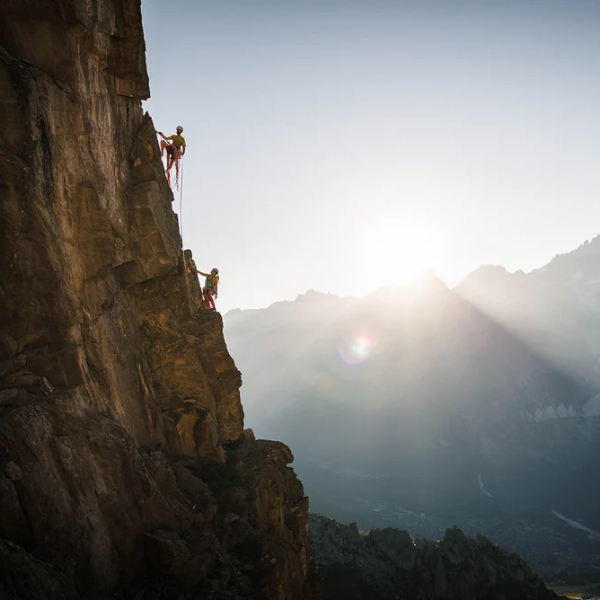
xmin=0 ymin=1 xmax=320 ymax=598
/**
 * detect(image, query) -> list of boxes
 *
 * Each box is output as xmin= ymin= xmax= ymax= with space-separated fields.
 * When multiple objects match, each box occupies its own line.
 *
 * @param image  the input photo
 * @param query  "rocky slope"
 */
xmin=0 ymin=1 xmax=319 ymax=598
xmin=309 ymin=514 xmax=560 ymax=600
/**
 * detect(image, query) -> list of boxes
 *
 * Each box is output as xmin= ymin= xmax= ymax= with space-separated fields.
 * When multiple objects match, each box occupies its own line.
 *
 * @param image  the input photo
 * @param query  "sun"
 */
xmin=360 ymin=218 xmax=445 ymax=289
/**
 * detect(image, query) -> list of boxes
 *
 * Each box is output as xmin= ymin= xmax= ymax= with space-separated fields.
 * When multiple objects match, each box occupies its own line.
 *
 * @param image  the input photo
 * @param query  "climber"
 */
xmin=158 ymin=126 xmax=186 ymax=174
xmin=196 ymin=268 xmax=219 ymax=311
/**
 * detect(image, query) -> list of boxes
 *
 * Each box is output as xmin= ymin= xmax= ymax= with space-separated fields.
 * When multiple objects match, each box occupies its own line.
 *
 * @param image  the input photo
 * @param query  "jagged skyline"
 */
xmin=142 ymin=0 xmax=600 ymax=313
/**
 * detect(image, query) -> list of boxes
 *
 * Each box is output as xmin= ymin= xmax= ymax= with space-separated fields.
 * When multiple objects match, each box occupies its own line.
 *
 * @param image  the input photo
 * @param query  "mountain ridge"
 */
xmin=224 ymin=236 xmax=600 ymax=576
xmin=226 ymin=232 xmax=600 ymax=318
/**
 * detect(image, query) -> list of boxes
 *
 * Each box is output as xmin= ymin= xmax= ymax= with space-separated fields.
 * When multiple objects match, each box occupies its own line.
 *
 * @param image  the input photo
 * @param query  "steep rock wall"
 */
xmin=0 ymin=1 xmax=320 ymax=598
xmin=0 ymin=0 xmax=241 ymax=456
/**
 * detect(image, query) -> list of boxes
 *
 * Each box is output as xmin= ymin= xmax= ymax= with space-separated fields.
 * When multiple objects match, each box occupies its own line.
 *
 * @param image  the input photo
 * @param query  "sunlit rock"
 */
xmin=0 ymin=1 xmax=320 ymax=597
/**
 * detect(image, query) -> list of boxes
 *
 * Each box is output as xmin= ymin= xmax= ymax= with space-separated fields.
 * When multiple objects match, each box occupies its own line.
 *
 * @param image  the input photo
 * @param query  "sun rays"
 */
xmin=360 ymin=218 xmax=446 ymax=291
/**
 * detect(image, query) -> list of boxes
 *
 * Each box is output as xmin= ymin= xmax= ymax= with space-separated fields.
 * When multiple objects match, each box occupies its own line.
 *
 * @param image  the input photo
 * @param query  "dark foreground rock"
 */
xmin=309 ymin=514 xmax=562 ymax=600
xmin=0 ymin=538 xmax=79 ymax=600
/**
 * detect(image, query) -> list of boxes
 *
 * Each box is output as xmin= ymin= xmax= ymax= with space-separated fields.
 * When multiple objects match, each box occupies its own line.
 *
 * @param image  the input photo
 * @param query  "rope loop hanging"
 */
xmin=164 ymin=144 xmax=209 ymax=316
xmin=179 ymin=157 xmax=184 ymax=238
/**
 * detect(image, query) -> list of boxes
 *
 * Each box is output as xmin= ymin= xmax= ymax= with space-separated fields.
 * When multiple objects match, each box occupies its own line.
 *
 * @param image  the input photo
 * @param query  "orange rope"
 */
xmin=174 ymin=150 xmax=181 ymax=189
xmin=179 ymin=158 xmax=184 ymax=237
xmin=166 ymin=148 xmax=182 ymax=189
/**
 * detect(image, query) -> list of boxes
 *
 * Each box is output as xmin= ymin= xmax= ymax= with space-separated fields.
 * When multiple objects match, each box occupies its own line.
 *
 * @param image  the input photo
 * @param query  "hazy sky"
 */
xmin=142 ymin=0 xmax=600 ymax=313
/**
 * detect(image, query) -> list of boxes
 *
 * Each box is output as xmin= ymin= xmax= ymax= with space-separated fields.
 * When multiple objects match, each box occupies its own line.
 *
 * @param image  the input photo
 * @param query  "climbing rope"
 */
xmin=160 ymin=135 xmax=208 ymax=316
xmin=179 ymin=157 xmax=184 ymax=238
xmin=177 ymin=161 xmax=204 ymax=315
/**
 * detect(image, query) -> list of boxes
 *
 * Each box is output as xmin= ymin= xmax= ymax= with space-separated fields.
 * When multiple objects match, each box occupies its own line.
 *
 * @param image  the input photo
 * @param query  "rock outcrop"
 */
xmin=310 ymin=514 xmax=561 ymax=600
xmin=0 ymin=1 xmax=319 ymax=598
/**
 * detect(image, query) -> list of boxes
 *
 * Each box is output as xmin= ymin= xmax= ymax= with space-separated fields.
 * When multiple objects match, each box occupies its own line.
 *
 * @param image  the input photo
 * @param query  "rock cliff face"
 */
xmin=310 ymin=515 xmax=561 ymax=600
xmin=0 ymin=1 xmax=319 ymax=598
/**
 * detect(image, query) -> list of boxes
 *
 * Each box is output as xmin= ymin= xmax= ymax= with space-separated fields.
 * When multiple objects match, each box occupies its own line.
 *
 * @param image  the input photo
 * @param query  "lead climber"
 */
xmin=196 ymin=267 xmax=220 ymax=311
xmin=158 ymin=126 xmax=186 ymax=178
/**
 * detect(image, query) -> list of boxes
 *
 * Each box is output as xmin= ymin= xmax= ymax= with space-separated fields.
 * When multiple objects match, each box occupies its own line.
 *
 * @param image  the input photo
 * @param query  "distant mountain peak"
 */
xmin=295 ymin=289 xmax=332 ymax=302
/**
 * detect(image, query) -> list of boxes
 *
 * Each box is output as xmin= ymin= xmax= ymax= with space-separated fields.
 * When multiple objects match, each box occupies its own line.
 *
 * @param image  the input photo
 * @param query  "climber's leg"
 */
xmin=162 ymin=143 xmax=175 ymax=171
xmin=205 ymin=289 xmax=216 ymax=311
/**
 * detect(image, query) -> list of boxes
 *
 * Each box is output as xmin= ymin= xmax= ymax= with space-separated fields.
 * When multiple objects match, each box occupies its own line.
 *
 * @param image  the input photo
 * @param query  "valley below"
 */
xmin=225 ymin=250 xmax=600 ymax=584
xmin=299 ymin=454 xmax=600 ymax=578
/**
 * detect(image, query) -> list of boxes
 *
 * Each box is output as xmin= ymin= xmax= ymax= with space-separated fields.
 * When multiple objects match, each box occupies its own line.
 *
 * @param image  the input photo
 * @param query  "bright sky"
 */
xmin=142 ymin=0 xmax=600 ymax=313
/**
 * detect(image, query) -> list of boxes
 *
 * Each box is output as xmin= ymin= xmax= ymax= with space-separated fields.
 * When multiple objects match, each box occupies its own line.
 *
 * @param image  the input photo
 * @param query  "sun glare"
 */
xmin=361 ymin=219 xmax=445 ymax=289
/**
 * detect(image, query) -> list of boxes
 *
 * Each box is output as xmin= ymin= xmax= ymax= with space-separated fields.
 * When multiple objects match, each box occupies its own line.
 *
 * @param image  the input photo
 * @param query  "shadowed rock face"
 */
xmin=310 ymin=514 xmax=561 ymax=600
xmin=0 ymin=1 xmax=320 ymax=598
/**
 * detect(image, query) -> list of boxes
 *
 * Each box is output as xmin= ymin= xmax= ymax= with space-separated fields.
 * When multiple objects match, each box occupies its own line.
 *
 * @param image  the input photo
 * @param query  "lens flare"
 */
xmin=336 ymin=331 xmax=377 ymax=366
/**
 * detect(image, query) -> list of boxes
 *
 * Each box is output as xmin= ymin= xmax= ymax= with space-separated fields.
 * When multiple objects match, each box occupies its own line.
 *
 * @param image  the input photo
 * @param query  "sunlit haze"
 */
xmin=142 ymin=0 xmax=600 ymax=313
xmin=361 ymin=219 xmax=446 ymax=288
